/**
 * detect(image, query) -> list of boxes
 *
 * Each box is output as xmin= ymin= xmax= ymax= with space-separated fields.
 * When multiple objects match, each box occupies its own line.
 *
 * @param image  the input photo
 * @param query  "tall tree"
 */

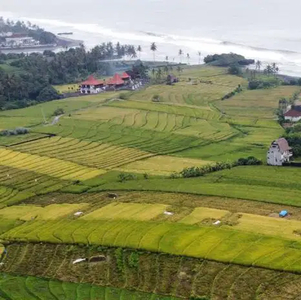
xmin=179 ymin=49 xmax=183 ymax=63
xmin=256 ymin=60 xmax=262 ymax=71
xmin=150 ymin=42 xmax=157 ymax=62
xmin=198 ymin=51 xmax=202 ymax=64
xmin=137 ymin=45 xmax=142 ymax=59
xmin=187 ymin=53 xmax=190 ymax=65
xmin=165 ymin=56 xmax=169 ymax=63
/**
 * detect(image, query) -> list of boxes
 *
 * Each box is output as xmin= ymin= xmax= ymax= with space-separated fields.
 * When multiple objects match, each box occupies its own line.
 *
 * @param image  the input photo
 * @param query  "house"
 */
xmin=121 ymin=72 xmax=131 ymax=82
xmin=267 ymin=138 xmax=292 ymax=166
xmin=284 ymin=106 xmax=301 ymax=122
xmin=5 ymin=33 xmax=37 ymax=47
xmin=107 ymin=73 xmax=125 ymax=88
xmin=80 ymin=75 xmax=104 ymax=94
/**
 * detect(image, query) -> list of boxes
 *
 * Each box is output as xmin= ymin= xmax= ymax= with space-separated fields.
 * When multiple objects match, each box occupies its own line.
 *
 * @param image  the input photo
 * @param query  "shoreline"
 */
xmin=0 ymin=36 xmax=83 ymax=54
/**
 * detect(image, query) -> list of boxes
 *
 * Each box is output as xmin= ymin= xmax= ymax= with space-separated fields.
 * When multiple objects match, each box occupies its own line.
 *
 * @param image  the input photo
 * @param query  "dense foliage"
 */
xmin=180 ymin=157 xmax=262 ymax=178
xmin=0 ymin=42 xmax=137 ymax=110
xmin=204 ymin=53 xmax=254 ymax=67
xmin=285 ymin=124 xmax=301 ymax=157
xmin=0 ymin=127 xmax=29 ymax=136
xmin=221 ymin=84 xmax=243 ymax=100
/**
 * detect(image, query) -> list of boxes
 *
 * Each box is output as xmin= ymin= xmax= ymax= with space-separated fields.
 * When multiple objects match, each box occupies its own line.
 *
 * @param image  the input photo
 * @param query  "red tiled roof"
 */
xmin=107 ymin=73 xmax=124 ymax=85
xmin=81 ymin=75 xmax=104 ymax=86
xmin=284 ymin=109 xmax=301 ymax=117
xmin=121 ymin=72 xmax=130 ymax=79
xmin=276 ymin=138 xmax=291 ymax=152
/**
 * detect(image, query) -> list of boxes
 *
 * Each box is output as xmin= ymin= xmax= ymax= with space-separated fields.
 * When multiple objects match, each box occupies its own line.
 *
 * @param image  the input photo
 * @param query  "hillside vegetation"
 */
xmin=0 ymin=64 xmax=301 ymax=299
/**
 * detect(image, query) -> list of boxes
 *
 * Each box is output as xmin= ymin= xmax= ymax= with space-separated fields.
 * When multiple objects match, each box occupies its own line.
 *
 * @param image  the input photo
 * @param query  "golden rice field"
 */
xmin=81 ymin=202 xmax=169 ymax=221
xmin=0 ymin=148 xmax=104 ymax=181
xmin=0 ymin=203 xmax=89 ymax=221
xmin=11 ymin=136 xmax=154 ymax=169
xmin=117 ymin=155 xmax=212 ymax=175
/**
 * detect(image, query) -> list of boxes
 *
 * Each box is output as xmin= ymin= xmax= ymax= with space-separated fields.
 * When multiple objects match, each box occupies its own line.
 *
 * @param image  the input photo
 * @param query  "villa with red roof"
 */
xmin=80 ymin=75 xmax=104 ymax=94
xmin=284 ymin=106 xmax=301 ymax=122
xmin=107 ymin=73 xmax=125 ymax=87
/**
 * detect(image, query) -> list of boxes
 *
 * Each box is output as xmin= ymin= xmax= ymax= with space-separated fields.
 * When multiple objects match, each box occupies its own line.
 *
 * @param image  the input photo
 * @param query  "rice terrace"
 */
xmin=1 ymin=60 xmax=301 ymax=300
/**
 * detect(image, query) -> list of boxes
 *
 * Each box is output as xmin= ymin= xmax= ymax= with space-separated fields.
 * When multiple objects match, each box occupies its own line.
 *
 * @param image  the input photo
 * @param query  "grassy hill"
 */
xmin=0 ymin=65 xmax=301 ymax=299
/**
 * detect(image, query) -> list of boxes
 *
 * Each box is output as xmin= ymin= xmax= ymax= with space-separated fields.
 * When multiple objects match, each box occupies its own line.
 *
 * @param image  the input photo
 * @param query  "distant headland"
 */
xmin=0 ymin=17 xmax=82 ymax=53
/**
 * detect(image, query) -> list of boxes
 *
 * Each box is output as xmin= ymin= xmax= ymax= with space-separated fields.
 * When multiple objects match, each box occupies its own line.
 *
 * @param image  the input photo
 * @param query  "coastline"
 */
xmin=0 ymin=36 xmax=83 ymax=54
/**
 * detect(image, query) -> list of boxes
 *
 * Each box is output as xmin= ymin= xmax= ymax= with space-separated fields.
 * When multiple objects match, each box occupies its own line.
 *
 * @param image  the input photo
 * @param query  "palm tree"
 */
xmin=179 ymin=49 xmax=183 ymax=63
xmin=255 ymin=60 xmax=262 ymax=71
xmin=150 ymin=42 xmax=157 ymax=62
xmin=165 ymin=56 xmax=169 ymax=63
xmin=187 ymin=53 xmax=190 ymax=65
xmin=156 ymin=68 xmax=163 ymax=79
xmin=272 ymin=63 xmax=279 ymax=75
xmin=164 ymin=65 xmax=169 ymax=75
xmin=198 ymin=51 xmax=201 ymax=64
xmin=151 ymin=68 xmax=156 ymax=77
xmin=137 ymin=45 xmax=142 ymax=59
xmin=265 ymin=64 xmax=273 ymax=76
xmin=177 ymin=65 xmax=182 ymax=74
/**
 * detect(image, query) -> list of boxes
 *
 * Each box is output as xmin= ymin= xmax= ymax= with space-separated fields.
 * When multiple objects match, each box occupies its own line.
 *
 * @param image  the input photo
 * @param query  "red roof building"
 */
xmin=107 ymin=73 xmax=124 ymax=86
xmin=80 ymin=75 xmax=104 ymax=94
xmin=284 ymin=108 xmax=301 ymax=122
xmin=121 ymin=72 xmax=131 ymax=80
xmin=81 ymin=75 xmax=104 ymax=86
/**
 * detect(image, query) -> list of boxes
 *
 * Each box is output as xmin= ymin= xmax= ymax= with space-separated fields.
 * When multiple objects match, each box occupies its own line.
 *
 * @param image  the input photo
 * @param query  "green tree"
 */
xmin=179 ymin=49 xmax=183 ymax=63
xmin=177 ymin=65 xmax=182 ymax=74
xmin=37 ymin=86 xmax=60 ymax=102
xmin=255 ymin=60 xmax=262 ymax=71
xmin=137 ymin=45 xmax=142 ymax=59
xmin=187 ymin=53 xmax=190 ymax=65
xmin=198 ymin=51 xmax=201 ymax=64
xmin=150 ymin=42 xmax=157 ymax=61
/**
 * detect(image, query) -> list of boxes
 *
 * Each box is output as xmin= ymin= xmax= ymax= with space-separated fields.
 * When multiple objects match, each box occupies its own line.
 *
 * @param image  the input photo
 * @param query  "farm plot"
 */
xmin=81 ymin=203 xmax=168 ymax=221
xmin=34 ymin=118 xmax=205 ymax=154
xmin=107 ymin=100 xmax=221 ymax=120
xmin=216 ymin=86 xmax=300 ymax=118
xmin=0 ymin=203 xmax=90 ymax=221
xmin=4 ymin=219 xmax=301 ymax=273
xmin=0 ymin=148 xmax=104 ymax=181
xmin=128 ymin=82 xmax=234 ymax=107
xmin=0 ymin=165 xmax=69 ymax=196
xmin=72 ymin=106 xmax=238 ymax=141
xmin=118 ymin=155 xmax=212 ymax=175
xmin=0 ymin=274 xmax=177 ymax=300
xmin=11 ymin=137 xmax=154 ymax=169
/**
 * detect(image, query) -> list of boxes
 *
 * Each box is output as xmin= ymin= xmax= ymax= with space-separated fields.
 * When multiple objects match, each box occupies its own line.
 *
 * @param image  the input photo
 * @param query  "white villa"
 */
xmin=80 ymin=76 xmax=104 ymax=94
xmin=267 ymin=138 xmax=292 ymax=166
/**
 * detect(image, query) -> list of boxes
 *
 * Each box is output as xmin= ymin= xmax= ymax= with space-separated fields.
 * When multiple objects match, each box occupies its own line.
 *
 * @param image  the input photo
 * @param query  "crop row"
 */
xmin=2 ymin=243 xmax=301 ymax=299
xmin=3 ymin=219 xmax=301 ymax=273
xmin=0 ymin=148 xmax=104 ymax=181
xmin=35 ymin=118 xmax=205 ymax=154
xmin=11 ymin=136 xmax=154 ymax=169
xmin=0 ymin=273 xmax=177 ymax=300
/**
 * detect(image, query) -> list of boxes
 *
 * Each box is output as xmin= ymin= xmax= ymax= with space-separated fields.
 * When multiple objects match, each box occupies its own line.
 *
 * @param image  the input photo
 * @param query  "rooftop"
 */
xmin=81 ymin=75 xmax=104 ymax=86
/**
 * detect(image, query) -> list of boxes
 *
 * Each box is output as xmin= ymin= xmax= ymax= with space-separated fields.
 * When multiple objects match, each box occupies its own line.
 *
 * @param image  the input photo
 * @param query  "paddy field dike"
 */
xmin=0 ymin=65 xmax=301 ymax=299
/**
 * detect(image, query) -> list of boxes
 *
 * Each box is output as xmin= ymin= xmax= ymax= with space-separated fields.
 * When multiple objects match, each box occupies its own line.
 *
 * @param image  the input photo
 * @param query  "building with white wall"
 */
xmin=267 ymin=138 xmax=292 ymax=166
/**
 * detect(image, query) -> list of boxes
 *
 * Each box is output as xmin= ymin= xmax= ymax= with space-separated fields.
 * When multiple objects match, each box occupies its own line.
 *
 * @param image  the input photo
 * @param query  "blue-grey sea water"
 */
xmin=1 ymin=0 xmax=301 ymax=76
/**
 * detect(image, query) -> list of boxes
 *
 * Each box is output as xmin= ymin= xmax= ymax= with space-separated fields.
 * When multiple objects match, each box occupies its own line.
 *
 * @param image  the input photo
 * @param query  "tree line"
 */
xmin=0 ymin=42 xmax=139 ymax=110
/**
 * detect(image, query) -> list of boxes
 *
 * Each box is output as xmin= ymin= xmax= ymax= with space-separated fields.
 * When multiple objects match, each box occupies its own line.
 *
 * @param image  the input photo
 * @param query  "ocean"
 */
xmin=1 ymin=0 xmax=301 ymax=76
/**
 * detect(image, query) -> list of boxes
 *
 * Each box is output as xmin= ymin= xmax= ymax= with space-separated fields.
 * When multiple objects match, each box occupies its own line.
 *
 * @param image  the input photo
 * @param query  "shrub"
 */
xmin=115 ymin=248 xmax=124 ymax=273
xmin=117 ymin=173 xmax=137 ymax=182
xmin=128 ymin=252 xmax=139 ymax=268
xmin=221 ymin=84 xmax=243 ymax=100
xmin=228 ymin=64 xmax=242 ymax=75
xmin=180 ymin=157 xmax=262 ymax=178
xmin=53 ymin=108 xmax=65 ymax=116
xmin=152 ymin=94 xmax=161 ymax=102
xmin=0 ymin=127 xmax=29 ymax=136
xmin=119 ymin=93 xmax=129 ymax=100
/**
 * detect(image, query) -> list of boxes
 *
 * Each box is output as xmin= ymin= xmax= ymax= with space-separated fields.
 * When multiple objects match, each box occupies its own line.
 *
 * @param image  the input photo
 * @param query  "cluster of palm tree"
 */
xmin=136 ymin=43 xmax=202 ymax=65
xmin=255 ymin=60 xmax=279 ymax=76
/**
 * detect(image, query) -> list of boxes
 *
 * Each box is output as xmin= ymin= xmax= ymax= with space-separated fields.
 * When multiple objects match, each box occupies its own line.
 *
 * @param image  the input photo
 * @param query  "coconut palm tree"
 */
xmin=187 ymin=53 xmax=190 ymax=65
xmin=156 ymin=68 xmax=163 ymax=79
xmin=198 ymin=51 xmax=201 ymax=64
xmin=177 ymin=65 xmax=182 ymax=74
xmin=165 ymin=56 xmax=169 ymax=63
xmin=150 ymin=42 xmax=157 ymax=62
xmin=137 ymin=45 xmax=142 ymax=59
xmin=164 ymin=65 xmax=169 ymax=75
xmin=255 ymin=60 xmax=262 ymax=71
xmin=151 ymin=68 xmax=156 ymax=77
xmin=179 ymin=49 xmax=183 ymax=63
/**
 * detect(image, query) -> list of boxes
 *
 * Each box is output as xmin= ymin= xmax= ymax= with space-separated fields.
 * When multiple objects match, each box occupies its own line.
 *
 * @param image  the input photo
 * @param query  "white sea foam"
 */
xmin=2 ymin=11 xmax=301 ymax=77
